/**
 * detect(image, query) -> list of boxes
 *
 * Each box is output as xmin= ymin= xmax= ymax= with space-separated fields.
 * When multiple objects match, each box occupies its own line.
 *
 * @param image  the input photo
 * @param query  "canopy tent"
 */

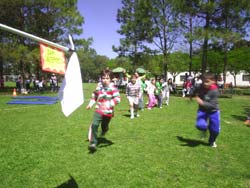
xmin=136 ymin=68 xmax=146 ymax=74
xmin=112 ymin=67 xmax=125 ymax=73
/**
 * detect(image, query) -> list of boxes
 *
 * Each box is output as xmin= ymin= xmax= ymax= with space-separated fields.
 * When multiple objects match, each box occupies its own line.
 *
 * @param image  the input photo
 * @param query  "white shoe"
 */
xmin=211 ymin=142 xmax=217 ymax=148
xmin=130 ymin=115 xmax=134 ymax=119
xmin=135 ymin=114 xmax=140 ymax=117
xmin=88 ymin=143 xmax=97 ymax=151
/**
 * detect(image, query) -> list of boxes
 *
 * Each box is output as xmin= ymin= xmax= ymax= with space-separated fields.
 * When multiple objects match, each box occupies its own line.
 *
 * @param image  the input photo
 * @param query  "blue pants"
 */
xmin=196 ymin=110 xmax=220 ymax=144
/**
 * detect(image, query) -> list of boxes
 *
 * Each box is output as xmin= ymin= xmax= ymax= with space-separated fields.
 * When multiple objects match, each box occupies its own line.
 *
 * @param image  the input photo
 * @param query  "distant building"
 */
xmin=168 ymin=71 xmax=250 ymax=87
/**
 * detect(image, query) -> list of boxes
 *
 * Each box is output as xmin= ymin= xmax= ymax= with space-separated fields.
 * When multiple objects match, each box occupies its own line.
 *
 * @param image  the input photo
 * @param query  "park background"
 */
xmin=0 ymin=0 xmax=250 ymax=87
xmin=0 ymin=1 xmax=250 ymax=187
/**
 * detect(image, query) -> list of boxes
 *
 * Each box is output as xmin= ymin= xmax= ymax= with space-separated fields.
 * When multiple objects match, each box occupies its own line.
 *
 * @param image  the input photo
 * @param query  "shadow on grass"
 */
xmin=231 ymin=115 xmax=246 ymax=121
xmin=231 ymin=106 xmax=250 ymax=122
xmin=176 ymin=136 xmax=209 ymax=147
xmin=88 ymin=137 xmax=114 ymax=154
xmin=55 ymin=174 xmax=78 ymax=188
xmin=244 ymin=106 xmax=250 ymax=118
xmin=97 ymin=137 xmax=114 ymax=148
xmin=123 ymin=114 xmax=131 ymax=118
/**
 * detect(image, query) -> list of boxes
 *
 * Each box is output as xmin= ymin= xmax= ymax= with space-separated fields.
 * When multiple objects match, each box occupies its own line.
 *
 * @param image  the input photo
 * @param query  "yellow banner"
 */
xmin=40 ymin=43 xmax=66 ymax=74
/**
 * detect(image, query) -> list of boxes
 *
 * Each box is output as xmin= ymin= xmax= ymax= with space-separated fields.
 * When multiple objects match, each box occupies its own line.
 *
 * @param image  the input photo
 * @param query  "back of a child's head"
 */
xmin=202 ymin=72 xmax=216 ymax=81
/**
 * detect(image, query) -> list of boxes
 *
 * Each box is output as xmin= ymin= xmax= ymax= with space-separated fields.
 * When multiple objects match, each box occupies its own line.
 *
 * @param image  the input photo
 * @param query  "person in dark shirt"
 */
xmin=195 ymin=72 xmax=220 ymax=148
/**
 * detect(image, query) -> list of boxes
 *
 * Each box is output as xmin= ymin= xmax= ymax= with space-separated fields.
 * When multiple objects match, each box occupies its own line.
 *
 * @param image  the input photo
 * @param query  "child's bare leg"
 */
xmin=134 ymin=103 xmax=139 ymax=117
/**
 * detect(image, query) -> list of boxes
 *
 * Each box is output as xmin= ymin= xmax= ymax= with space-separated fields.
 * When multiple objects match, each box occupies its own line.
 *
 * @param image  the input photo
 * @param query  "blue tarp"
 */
xmin=12 ymin=96 xmax=59 ymax=100
xmin=7 ymin=96 xmax=59 ymax=105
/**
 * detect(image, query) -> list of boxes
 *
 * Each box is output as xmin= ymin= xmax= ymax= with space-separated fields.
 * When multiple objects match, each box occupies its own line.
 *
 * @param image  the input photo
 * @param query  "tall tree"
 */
xmin=114 ymin=0 xmax=153 ymax=71
xmin=228 ymin=41 xmax=250 ymax=86
xmin=172 ymin=0 xmax=202 ymax=75
xmin=146 ymin=0 xmax=180 ymax=79
xmin=200 ymin=0 xmax=215 ymax=74
xmin=211 ymin=0 xmax=250 ymax=83
xmin=0 ymin=0 xmax=84 ymax=79
xmin=168 ymin=51 xmax=189 ymax=82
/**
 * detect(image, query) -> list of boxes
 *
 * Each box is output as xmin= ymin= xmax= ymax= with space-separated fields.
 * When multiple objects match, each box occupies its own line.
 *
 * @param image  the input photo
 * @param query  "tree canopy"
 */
xmin=0 ymin=0 xmax=250 ymax=83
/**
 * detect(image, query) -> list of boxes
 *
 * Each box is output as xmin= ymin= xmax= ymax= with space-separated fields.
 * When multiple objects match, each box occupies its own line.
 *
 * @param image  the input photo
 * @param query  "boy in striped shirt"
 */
xmin=126 ymin=75 xmax=141 ymax=119
xmin=87 ymin=68 xmax=121 ymax=151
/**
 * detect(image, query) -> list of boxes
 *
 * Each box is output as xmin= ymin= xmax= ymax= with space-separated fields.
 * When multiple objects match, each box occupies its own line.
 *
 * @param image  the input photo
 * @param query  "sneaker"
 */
xmin=135 ymin=114 xmax=140 ymax=117
xmin=130 ymin=115 xmax=134 ymax=119
xmin=88 ymin=143 xmax=97 ymax=151
xmin=210 ymin=142 xmax=217 ymax=148
xmin=147 ymin=107 xmax=151 ymax=110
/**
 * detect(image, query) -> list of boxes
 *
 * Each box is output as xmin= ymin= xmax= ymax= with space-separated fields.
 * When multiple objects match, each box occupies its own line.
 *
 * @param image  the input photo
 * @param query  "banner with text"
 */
xmin=40 ymin=43 xmax=66 ymax=74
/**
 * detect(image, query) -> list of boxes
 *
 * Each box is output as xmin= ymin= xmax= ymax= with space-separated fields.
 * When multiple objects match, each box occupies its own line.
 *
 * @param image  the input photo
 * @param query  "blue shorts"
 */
xmin=196 ymin=110 xmax=220 ymax=133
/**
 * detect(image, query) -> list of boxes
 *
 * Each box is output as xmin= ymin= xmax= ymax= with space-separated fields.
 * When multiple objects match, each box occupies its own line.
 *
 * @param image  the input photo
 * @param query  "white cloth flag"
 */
xmin=59 ymin=52 xmax=84 ymax=117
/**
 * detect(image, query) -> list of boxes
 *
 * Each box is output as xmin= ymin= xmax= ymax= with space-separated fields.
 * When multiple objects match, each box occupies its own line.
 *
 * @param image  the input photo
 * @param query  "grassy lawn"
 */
xmin=0 ymin=83 xmax=250 ymax=188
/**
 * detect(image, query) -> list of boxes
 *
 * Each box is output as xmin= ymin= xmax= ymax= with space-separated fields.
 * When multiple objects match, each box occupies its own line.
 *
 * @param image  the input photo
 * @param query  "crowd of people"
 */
xmin=15 ymin=73 xmax=58 ymax=94
xmin=124 ymin=72 xmax=177 ymax=113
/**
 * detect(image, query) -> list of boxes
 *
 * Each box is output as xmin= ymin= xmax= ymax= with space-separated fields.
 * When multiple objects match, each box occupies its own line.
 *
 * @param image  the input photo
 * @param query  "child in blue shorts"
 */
xmin=194 ymin=72 xmax=220 ymax=148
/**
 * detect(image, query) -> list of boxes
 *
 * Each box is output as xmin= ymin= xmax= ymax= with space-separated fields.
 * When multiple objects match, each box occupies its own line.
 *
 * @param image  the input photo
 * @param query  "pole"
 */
xmin=0 ymin=23 xmax=69 ymax=52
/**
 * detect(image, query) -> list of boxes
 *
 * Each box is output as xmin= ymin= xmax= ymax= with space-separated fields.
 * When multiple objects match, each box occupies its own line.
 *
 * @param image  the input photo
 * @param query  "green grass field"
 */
xmin=0 ymin=83 xmax=250 ymax=188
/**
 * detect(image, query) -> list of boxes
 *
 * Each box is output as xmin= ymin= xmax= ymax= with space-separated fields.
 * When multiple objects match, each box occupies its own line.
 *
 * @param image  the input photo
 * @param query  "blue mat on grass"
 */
xmin=7 ymin=100 xmax=57 ymax=105
xmin=7 ymin=96 xmax=59 ymax=105
xmin=12 ymin=96 xmax=59 ymax=100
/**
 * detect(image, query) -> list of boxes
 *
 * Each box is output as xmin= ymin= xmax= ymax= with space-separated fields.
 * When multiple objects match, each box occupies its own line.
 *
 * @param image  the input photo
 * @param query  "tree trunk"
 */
xmin=189 ymin=16 xmax=193 ymax=76
xmin=223 ymin=15 xmax=229 ymax=85
xmin=233 ymin=74 xmax=236 ymax=87
xmin=201 ymin=1 xmax=211 ymax=74
xmin=222 ymin=44 xmax=228 ymax=84
xmin=0 ymin=50 xmax=3 ymax=76
xmin=163 ymin=54 xmax=168 ymax=80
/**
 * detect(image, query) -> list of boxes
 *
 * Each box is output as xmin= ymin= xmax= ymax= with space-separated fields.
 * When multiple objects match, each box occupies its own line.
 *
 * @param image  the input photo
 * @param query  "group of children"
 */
xmin=126 ymin=74 xmax=174 ymax=114
xmin=86 ymin=69 xmax=221 ymax=151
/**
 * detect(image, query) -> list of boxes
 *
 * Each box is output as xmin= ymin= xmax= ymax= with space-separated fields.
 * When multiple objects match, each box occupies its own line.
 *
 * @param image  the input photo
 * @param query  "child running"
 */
xmin=126 ymin=75 xmax=141 ymax=119
xmin=194 ymin=72 xmax=220 ymax=148
xmin=145 ymin=78 xmax=156 ymax=110
xmin=86 ymin=68 xmax=121 ymax=151
xmin=155 ymin=78 xmax=163 ymax=108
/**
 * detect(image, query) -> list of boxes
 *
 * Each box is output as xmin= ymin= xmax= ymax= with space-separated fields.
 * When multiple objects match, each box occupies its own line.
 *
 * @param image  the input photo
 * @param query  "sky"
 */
xmin=77 ymin=0 xmax=122 ymax=59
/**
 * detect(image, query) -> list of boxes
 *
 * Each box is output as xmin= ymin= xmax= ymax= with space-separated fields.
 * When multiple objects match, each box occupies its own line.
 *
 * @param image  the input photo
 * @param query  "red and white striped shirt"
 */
xmin=88 ymin=82 xmax=121 ymax=117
